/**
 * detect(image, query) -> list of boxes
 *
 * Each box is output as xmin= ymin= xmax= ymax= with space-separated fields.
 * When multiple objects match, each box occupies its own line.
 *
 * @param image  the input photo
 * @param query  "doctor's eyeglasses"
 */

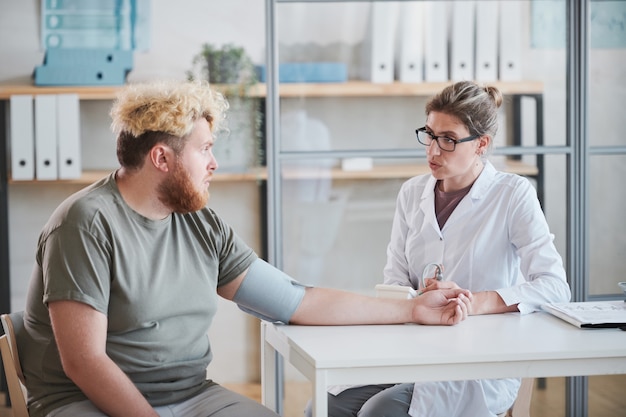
xmin=415 ymin=127 xmax=480 ymax=152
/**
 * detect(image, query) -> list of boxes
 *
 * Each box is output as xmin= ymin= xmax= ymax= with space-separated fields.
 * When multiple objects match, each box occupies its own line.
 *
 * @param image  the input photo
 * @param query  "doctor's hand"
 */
xmin=411 ymin=288 xmax=473 ymax=326
xmin=421 ymin=277 xmax=462 ymax=294
xmin=421 ymin=281 xmax=520 ymax=315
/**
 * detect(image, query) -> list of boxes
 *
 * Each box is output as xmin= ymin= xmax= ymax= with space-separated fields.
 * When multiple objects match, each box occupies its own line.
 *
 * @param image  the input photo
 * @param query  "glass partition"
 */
xmin=273 ymin=0 xmax=569 ymax=291
xmin=265 ymin=1 xmax=622 ymax=416
xmin=588 ymin=0 xmax=626 ymax=298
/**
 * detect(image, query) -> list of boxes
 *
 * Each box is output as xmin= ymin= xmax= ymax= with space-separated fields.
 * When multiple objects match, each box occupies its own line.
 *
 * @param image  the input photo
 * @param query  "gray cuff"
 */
xmin=233 ymin=259 xmax=307 ymax=324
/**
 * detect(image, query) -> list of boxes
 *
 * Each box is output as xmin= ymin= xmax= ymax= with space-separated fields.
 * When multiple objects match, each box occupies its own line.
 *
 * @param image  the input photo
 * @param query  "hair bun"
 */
xmin=484 ymin=85 xmax=503 ymax=108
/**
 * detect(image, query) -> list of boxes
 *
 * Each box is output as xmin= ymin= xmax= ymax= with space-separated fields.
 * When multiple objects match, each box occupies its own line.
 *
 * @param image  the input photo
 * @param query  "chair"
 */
xmin=498 ymin=378 xmax=534 ymax=417
xmin=0 ymin=311 xmax=29 ymax=417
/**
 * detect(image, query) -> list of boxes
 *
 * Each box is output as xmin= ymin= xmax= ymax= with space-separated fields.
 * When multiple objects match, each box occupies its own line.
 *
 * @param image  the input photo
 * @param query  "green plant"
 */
xmin=187 ymin=42 xmax=257 ymax=88
xmin=186 ymin=43 xmax=264 ymax=170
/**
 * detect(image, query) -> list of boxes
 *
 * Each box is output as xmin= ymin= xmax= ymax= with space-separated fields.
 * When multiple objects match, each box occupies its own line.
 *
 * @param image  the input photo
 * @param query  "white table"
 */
xmin=261 ymin=312 xmax=626 ymax=417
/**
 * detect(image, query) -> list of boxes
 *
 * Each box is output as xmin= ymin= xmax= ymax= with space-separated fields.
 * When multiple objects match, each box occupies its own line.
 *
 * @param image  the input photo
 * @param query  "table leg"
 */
xmin=312 ymin=371 xmax=328 ymax=417
xmin=261 ymin=323 xmax=279 ymax=413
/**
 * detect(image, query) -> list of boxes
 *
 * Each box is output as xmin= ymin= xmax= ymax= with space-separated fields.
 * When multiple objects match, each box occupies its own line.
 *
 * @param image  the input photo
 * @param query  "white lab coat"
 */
xmin=383 ymin=161 xmax=571 ymax=417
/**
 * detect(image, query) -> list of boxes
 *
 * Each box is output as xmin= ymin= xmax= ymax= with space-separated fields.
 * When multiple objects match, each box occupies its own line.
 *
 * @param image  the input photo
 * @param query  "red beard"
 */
xmin=157 ymin=160 xmax=209 ymax=214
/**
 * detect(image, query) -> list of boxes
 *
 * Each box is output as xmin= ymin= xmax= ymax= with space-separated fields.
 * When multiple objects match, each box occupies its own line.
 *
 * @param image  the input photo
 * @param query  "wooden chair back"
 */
xmin=1 ymin=311 xmax=29 ymax=417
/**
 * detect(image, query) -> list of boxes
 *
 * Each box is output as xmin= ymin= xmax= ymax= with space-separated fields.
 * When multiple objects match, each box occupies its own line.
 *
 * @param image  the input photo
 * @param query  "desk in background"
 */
xmin=261 ymin=312 xmax=626 ymax=417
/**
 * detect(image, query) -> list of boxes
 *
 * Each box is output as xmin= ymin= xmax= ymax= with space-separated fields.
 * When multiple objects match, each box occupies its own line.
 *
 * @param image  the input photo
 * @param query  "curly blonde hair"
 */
xmin=110 ymin=80 xmax=229 ymax=169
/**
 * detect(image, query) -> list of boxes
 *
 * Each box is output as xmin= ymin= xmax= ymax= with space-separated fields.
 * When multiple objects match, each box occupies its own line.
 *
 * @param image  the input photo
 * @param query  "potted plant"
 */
xmin=187 ymin=43 xmax=263 ymax=171
xmin=187 ymin=42 xmax=257 ymax=91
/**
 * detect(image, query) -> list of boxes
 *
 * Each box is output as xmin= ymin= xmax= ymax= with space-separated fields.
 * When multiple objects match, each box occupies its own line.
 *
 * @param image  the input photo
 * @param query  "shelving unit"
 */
xmin=0 ymin=80 xmax=543 ymax=100
xmin=248 ymin=80 xmax=543 ymax=98
xmin=0 ymin=81 xmax=544 ymax=187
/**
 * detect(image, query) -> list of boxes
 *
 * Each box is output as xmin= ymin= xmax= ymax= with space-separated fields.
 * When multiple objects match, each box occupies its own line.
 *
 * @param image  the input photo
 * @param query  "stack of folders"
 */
xmin=364 ymin=1 xmax=522 ymax=83
xmin=34 ymin=0 xmax=147 ymax=85
xmin=9 ymin=94 xmax=81 ymax=181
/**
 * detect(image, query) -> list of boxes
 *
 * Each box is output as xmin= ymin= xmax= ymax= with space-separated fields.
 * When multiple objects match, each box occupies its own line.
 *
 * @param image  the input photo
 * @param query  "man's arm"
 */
xmin=218 ymin=262 xmax=471 ymax=326
xmin=49 ymin=300 xmax=159 ymax=417
xmin=289 ymin=287 xmax=471 ymax=325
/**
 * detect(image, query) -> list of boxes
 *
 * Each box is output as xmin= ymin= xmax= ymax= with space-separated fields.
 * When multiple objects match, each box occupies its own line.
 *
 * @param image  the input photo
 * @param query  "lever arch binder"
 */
xmin=475 ymin=1 xmax=498 ymax=82
xmin=450 ymin=1 xmax=475 ymax=81
xmin=423 ymin=1 xmax=449 ymax=82
xmin=57 ymin=94 xmax=82 ymax=179
xmin=8 ymin=95 xmax=35 ymax=181
xmin=362 ymin=2 xmax=399 ymax=83
xmin=499 ymin=1 xmax=523 ymax=81
xmin=34 ymin=94 xmax=59 ymax=180
xmin=396 ymin=1 xmax=424 ymax=83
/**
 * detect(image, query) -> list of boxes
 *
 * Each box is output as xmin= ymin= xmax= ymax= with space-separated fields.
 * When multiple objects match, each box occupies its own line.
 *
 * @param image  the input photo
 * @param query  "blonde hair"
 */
xmin=110 ymin=79 xmax=229 ymax=137
xmin=110 ymin=80 xmax=229 ymax=169
xmin=426 ymin=81 xmax=502 ymax=138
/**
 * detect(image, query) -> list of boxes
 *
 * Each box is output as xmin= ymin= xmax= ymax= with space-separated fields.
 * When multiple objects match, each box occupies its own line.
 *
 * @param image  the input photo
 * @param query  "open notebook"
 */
xmin=542 ymin=300 xmax=626 ymax=329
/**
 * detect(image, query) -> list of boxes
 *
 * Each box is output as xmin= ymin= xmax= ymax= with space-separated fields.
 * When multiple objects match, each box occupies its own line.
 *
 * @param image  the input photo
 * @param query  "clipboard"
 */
xmin=542 ymin=300 xmax=626 ymax=329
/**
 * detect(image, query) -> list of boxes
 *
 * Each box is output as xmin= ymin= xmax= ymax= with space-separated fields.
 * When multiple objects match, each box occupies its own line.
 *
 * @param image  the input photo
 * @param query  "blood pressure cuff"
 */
xmin=232 ymin=258 xmax=307 ymax=324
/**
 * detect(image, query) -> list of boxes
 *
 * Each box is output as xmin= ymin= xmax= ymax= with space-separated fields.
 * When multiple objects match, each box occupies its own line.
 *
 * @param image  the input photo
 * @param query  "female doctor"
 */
xmin=320 ymin=81 xmax=572 ymax=417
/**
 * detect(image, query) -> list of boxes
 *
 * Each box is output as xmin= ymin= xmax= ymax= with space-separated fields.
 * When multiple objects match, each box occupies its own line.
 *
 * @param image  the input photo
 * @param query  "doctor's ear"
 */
xmin=477 ymin=136 xmax=491 ymax=156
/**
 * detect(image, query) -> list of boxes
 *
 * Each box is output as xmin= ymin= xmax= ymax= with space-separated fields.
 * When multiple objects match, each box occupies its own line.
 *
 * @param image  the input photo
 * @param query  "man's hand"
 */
xmin=412 ymin=288 xmax=472 ymax=325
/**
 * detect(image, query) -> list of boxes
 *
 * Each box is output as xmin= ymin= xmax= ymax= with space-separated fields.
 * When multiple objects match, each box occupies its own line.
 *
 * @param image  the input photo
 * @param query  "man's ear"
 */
xmin=150 ymin=145 xmax=172 ymax=172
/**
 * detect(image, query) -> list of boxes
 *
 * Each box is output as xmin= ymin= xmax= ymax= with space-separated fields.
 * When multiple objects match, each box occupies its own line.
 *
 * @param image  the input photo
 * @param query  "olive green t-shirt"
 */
xmin=23 ymin=172 xmax=257 ymax=417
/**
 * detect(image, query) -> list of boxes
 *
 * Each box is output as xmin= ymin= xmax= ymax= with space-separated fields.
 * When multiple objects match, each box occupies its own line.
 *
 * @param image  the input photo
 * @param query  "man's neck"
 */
xmin=115 ymin=168 xmax=172 ymax=220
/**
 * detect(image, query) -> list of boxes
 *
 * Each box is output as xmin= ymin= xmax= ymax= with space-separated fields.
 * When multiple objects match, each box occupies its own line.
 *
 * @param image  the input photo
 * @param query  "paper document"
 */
xmin=543 ymin=300 xmax=626 ymax=329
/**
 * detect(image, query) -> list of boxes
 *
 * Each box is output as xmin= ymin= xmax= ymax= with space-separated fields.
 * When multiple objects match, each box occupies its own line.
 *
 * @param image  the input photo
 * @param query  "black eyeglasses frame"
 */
xmin=415 ymin=127 xmax=480 ymax=152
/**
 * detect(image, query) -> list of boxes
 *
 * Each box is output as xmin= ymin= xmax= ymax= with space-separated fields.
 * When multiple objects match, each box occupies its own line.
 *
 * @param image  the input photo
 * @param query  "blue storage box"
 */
xmin=256 ymin=62 xmax=347 ymax=83
xmin=34 ymin=65 xmax=130 ymax=86
xmin=43 ymin=48 xmax=134 ymax=70
xmin=34 ymin=47 xmax=133 ymax=86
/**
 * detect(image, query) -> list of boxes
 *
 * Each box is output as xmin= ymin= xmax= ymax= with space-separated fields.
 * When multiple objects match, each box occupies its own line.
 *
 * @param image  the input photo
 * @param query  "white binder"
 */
xmin=396 ymin=1 xmax=424 ymax=83
xmin=423 ymin=1 xmax=449 ymax=82
xmin=475 ymin=1 xmax=498 ymax=82
xmin=8 ymin=95 xmax=35 ymax=181
xmin=450 ymin=1 xmax=475 ymax=81
xmin=499 ymin=1 xmax=523 ymax=81
xmin=57 ymin=94 xmax=82 ymax=179
xmin=362 ymin=2 xmax=398 ymax=83
xmin=34 ymin=95 xmax=58 ymax=180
